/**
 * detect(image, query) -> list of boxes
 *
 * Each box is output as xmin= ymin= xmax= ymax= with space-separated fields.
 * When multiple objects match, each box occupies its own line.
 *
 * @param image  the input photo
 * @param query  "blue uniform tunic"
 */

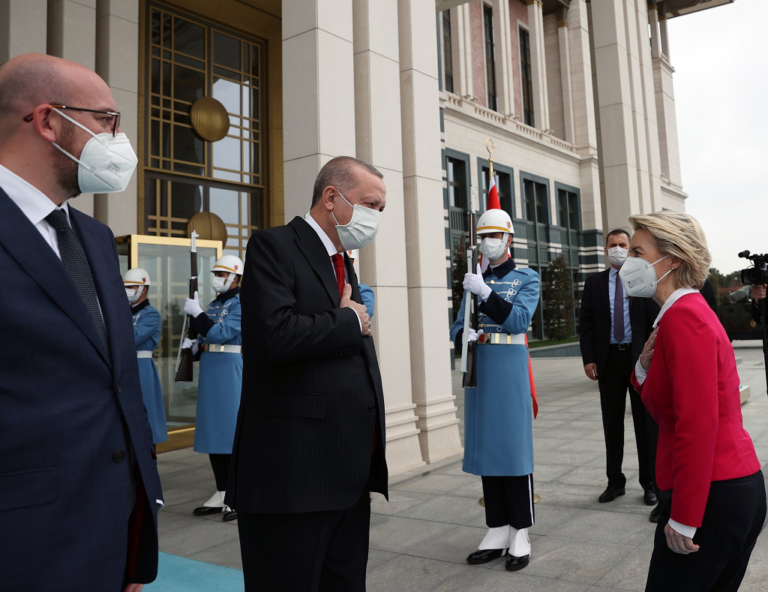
xmin=359 ymin=283 xmax=375 ymax=318
xmin=191 ymin=287 xmax=242 ymax=454
xmin=131 ymin=300 xmax=168 ymax=444
xmin=450 ymin=260 xmax=540 ymax=476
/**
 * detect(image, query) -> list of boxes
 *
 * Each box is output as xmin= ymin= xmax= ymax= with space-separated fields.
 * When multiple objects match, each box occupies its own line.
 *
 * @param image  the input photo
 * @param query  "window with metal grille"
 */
xmin=442 ymin=10 xmax=454 ymax=94
xmin=484 ymin=5 xmax=497 ymax=112
xmin=144 ymin=3 xmax=266 ymax=259
xmin=519 ymin=27 xmax=534 ymax=127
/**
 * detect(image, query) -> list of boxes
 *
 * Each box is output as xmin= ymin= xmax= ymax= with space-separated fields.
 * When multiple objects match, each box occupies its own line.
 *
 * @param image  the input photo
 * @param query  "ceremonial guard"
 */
xmin=183 ymin=255 xmax=243 ymax=522
xmin=124 ymin=268 xmax=168 ymax=444
xmin=450 ymin=206 xmax=540 ymax=572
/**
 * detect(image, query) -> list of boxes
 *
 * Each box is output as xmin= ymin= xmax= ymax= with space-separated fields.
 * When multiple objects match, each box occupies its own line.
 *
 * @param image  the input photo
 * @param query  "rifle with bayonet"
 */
xmin=175 ymin=230 xmax=199 ymax=382
xmin=460 ymin=187 xmax=479 ymax=388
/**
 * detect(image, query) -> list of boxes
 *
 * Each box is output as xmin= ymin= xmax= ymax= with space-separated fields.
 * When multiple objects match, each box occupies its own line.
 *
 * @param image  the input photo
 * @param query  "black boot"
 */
xmin=466 ymin=548 xmax=505 ymax=565
xmin=598 ymin=483 xmax=626 ymax=503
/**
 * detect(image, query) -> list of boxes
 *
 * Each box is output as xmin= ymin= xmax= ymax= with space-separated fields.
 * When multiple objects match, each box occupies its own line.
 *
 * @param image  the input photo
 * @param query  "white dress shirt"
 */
xmin=304 ymin=213 xmax=362 ymax=330
xmin=0 ymin=164 xmax=71 ymax=258
xmin=634 ymin=286 xmax=699 ymax=539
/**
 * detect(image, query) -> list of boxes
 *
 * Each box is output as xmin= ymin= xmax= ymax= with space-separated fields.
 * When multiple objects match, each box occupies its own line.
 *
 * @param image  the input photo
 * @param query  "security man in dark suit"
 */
xmin=226 ymin=156 xmax=388 ymax=592
xmin=579 ymin=229 xmax=656 ymax=507
xmin=751 ymin=283 xmax=766 ymax=324
xmin=0 ymin=54 xmax=162 ymax=591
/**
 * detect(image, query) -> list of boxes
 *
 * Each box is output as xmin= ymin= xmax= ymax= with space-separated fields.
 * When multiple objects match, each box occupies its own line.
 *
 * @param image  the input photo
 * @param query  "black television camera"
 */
xmin=739 ymin=251 xmax=768 ymax=286
xmin=738 ymin=251 xmax=767 ymax=396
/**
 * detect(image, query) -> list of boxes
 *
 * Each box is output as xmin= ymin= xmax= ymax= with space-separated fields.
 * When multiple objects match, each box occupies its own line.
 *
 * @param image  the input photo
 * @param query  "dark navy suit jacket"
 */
xmin=0 ymin=188 xmax=163 ymax=590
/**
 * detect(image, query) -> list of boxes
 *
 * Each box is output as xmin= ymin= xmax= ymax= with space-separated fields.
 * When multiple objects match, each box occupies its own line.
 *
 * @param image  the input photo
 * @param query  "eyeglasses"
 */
xmin=23 ymin=104 xmax=121 ymax=137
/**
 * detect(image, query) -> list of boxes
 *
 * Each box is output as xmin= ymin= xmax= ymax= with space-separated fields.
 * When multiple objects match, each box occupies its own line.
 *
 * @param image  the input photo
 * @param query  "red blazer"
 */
xmin=632 ymin=293 xmax=760 ymax=527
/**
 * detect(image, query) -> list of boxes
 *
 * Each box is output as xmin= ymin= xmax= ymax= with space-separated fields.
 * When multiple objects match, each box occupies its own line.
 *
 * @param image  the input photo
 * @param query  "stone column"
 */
xmin=48 ymin=0 xmax=97 ymax=218
xmin=352 ymin=0 xmax=424 ymax=475
xmin=492 ymin=0 xmax=514 ymax=117
xmin=398 ymin=0 xmax=462 ymax=464
xmin=653 ymin=56 xmax=682 ymax=188
xmin=93 ymin=0 xmax=138 ymax=234
xmin=658 ymin=8 xmax=670 ymax=59
xmin=567 ymin=0 xmax=602 ymax=233
xmin=451 ymin=4 xmax=474 ymax=99
xmin=557 ymin=8 xmax=575 ymax=143
xmin=589 ymin=0 xmax=640 ymax=231
xmin=0 ymin=0 xmax=47 ymax=63
xmin=282 ymin=0 xmax=356 ymax=222
xmin=648 ymin=2 xmax=661 ymax=59
xmin=634 ymin=0 xmax=663 ymax=212
xmin=526 ymin=0 xmax=550 ymax=131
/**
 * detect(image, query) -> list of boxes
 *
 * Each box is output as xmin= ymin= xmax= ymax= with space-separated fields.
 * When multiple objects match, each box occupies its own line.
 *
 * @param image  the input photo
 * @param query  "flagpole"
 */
xmin=486 ymin=138 xmax=495 ymax=186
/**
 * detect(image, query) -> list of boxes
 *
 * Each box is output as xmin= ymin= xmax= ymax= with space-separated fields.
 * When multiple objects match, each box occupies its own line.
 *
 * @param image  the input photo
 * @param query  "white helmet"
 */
xmin=124 ymin=268 xmax=150 ymax=304
xmin=211 ymin=255 xmax=243 ymax=293
xmin=346 ymin=249 xmax=359 ymax=261
xmin=124 ymin=268 xmax=151 ymax=286
xmin=212 ymin=255 xmax=244 ymax=276
xmin=476 ymin=208 xmax=514 ymax=236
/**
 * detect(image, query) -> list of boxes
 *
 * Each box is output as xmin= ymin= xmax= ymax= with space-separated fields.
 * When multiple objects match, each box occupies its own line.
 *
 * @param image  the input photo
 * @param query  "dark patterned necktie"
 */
xmin=46 ymin=209 xmax=110 ymax=357
xmin=614 ymin=274 xmax=625 ymax=342
xmin=47 ymin=209 xmax=136 ymax=516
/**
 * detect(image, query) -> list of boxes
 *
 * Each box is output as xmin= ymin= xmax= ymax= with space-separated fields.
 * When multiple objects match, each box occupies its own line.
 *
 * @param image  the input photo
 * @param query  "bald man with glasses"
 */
xmin=0 ymin=54 xmax=162 ymax=592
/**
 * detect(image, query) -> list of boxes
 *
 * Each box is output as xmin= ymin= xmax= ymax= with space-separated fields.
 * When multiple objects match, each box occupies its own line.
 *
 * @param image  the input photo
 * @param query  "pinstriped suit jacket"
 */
xmin=227 ymin=216 xmax=388 ymax=514
xmin=0 ymin=189 xmax=162 ymax=590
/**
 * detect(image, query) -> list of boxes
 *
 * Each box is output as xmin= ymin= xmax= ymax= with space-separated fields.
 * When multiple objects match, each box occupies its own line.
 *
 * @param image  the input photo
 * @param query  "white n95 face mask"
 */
xmin=332 ymin=190 xmax=380 ymax=251
xmin=607 ymin=246 xmax=628 ymax=268
xmin=619 ymin=255 xmax=671 ymax=298
xmin=126 ymin=287 xmax=141 ymax=304
xmin=479 ymin=236 xmax=508 ymax=260
xmin=52 ymin=108 xmax=138 ymax=194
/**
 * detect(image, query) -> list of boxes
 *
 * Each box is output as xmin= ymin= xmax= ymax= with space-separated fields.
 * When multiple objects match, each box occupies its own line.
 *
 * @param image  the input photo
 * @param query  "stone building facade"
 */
xmin=0 ymin=0 xmax=730 ymax=475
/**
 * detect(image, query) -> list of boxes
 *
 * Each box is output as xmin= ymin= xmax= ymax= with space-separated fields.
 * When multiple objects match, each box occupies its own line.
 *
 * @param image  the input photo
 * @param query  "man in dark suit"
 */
xmin=579 ymin=229 xmax=655 ymax=507
xmin=0 ymin=54 xmax=162 ymax=591
xmin=227 ymin=156 xmax=388 ymax=591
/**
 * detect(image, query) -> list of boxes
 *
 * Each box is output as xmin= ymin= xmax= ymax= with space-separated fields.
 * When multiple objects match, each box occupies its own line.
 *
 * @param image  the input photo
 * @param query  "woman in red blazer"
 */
xmin=622 ymin=212 xmax=765 ymax=592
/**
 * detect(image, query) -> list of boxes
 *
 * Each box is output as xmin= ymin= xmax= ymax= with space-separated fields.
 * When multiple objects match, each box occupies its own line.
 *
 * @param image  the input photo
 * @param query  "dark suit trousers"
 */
xmin=597 ymin=346 xmax=652 ymax=487
xmin=645 ymin=471 xmax=766 ymax=591
xmin=237 ymin=491 xmax=371 ymax=592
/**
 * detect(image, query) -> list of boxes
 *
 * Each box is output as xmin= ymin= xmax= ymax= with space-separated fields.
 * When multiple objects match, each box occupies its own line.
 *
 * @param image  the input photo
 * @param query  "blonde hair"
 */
xmin=628 ymin=211 xmax=711 ymax=289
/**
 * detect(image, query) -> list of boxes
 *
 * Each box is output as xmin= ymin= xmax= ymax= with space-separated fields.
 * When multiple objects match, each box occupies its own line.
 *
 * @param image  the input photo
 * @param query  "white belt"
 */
xmin=477 ymin=333 xmax=526 ymax=346
xmin=205 ymin=344 xmax=242 ymax=354
xmin=137 ymin=351 xmax=154 ymax=359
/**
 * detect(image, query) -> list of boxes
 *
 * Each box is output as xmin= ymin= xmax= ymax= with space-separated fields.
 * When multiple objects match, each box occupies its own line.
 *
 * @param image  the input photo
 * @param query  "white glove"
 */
xmin=184 ymin=291 xmax=204 ymax=318
xmin=467 ymin=328 xmax=484 ymax=343
xmin=463 ymin=264 xmax=492 ymax=301
xmin=182 ymin=337 xmax=199 ymax=355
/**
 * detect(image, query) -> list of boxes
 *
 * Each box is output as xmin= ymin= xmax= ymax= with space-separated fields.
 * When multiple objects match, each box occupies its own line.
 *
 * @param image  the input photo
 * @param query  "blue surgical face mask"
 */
xmin=618 ymin=255 xmax=672 ymax=298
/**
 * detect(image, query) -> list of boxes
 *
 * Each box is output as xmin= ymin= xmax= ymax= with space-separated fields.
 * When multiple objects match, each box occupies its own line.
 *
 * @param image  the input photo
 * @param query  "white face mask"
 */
xmin=479 ymin=236 xmax=508 ymax=261
xmin=607 ymin=246 xmax=629 ymax=268
xmin=52 ymin=108 xmax=138 ymax=194
xmin=332 ymin=190 xmax=380 ymax=251
xmin=211 ymin=274 xmax=235 ymax=293
xmin=126 ymin=287 xmax=142 ymax=304
xmin=619 ymin=255 xmax=672 ymax=298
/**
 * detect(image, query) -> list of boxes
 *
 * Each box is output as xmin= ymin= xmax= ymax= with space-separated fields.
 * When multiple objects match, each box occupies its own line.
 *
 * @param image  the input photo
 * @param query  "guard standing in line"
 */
xmin=124 ymin=268 xmax=168 ymax=445
xmin=450 ymin=207 xmax=540 ymax=572
xmin=347 ymin=249 xmax=375 ymax=318
xmin=183 ymin=255 xmax=243 ymax=522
